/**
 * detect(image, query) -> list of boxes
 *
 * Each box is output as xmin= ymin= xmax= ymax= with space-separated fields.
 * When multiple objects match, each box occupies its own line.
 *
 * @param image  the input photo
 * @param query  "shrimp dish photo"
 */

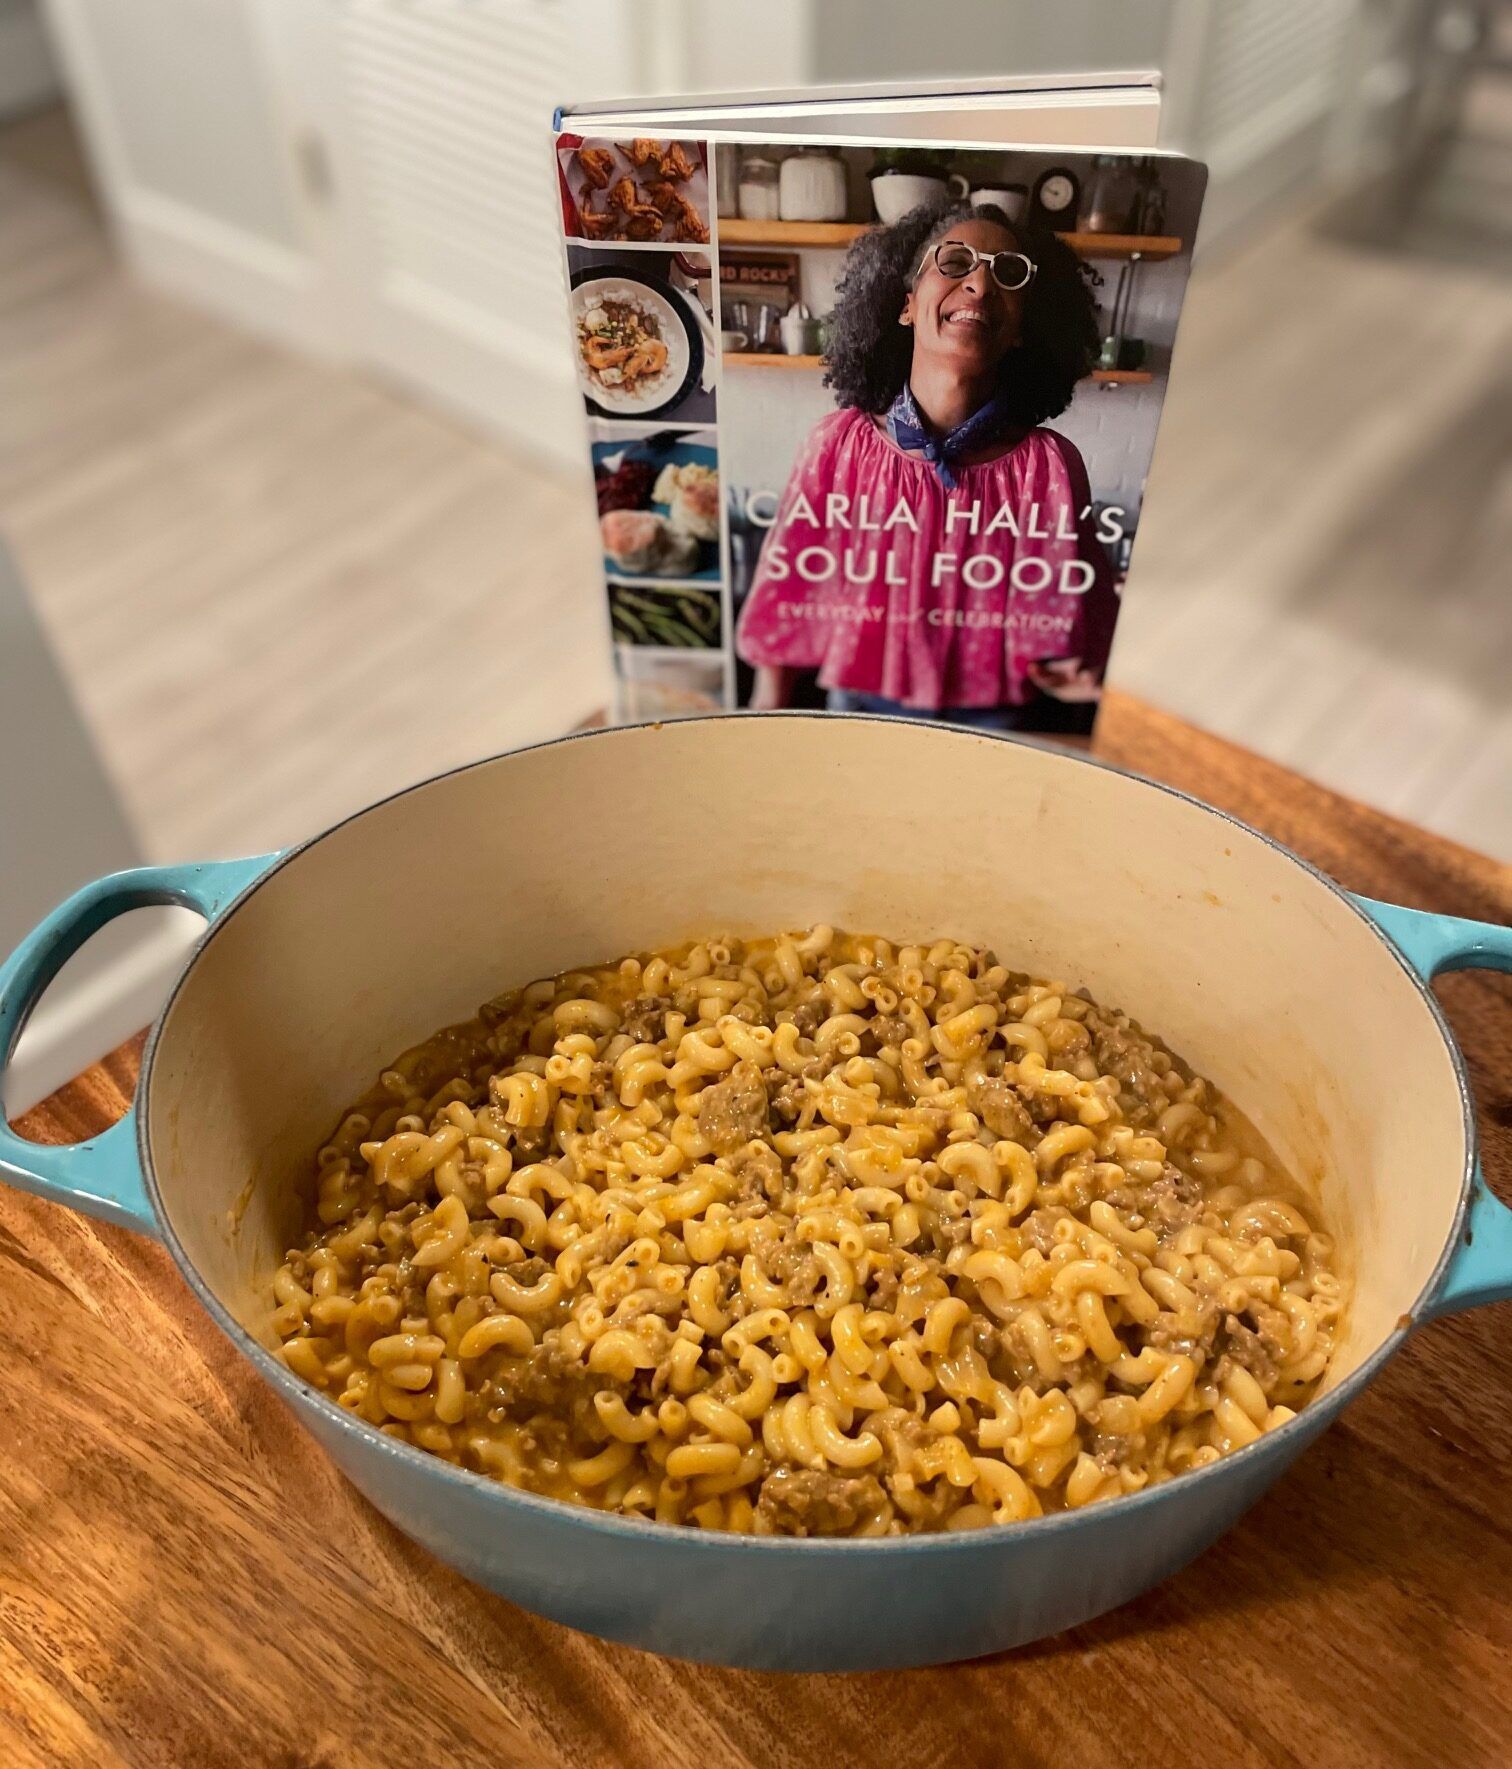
xmin=578 ymin=294 xmax=670 ymax=396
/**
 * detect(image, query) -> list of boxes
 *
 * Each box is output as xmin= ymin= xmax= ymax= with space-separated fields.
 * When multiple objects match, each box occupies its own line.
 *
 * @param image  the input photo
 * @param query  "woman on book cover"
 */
xmin=736 ymin=202 xmax=1119 ymax=732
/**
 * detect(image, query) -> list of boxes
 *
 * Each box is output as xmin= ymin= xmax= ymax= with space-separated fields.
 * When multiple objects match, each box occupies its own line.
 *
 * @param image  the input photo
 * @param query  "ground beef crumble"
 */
xmin=967 ymin=1075 xmax=1039 ymax=1146
xmin=727 ymin=1142 xmax=783 ymax=1206
xmin=758 ymin=1241 xmax=821 ymax=1302
xmin=1144 ymin=1163 xmax=1207 ymax=1240
xmin=620 ymin=994 xmax=673 ymax=1044
xmin=755 ymin=1468 xmax=886 ymax=1535
xmin=697 ymin=1061 xmax=770 ymax=1153
xmin=1020 ymin=1205 xmax=1071 ymax=1256
xmin=1214 ymin=1313 xmax=1285 ymax=1386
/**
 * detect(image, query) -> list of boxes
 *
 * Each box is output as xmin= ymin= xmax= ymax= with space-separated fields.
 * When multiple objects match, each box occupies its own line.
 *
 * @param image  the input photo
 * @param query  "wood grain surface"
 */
xmin=3 ymin=692 xmax=1509 ymax=1769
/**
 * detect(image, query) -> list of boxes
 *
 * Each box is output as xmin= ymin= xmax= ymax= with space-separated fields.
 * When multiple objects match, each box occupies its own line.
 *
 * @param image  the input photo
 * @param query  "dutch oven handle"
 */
xmin=1355 ymin=896 xmax=1512 ymax=1318
xmin=0 ymin=855 xmax=278 ymax=1235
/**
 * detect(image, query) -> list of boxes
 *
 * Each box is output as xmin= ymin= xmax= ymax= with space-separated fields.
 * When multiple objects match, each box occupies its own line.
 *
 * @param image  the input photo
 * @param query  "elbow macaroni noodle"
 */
xmin=273 ymin=929 xmax=1345 ymax=1536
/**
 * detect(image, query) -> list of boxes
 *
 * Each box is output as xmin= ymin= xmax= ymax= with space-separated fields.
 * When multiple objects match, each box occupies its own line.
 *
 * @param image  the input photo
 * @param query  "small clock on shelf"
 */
xmin=1029 ymin=165 xmax=1081 ymax=230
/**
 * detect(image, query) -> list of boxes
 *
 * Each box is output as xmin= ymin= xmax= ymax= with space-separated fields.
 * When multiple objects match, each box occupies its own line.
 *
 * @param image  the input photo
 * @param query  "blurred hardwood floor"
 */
xmin=1 ymin=106 xmax=1509 ymax=863
xmin=1111 ymin=100 xmax=1512 ymax=864
xmin=0 ymin=108 xmax=608 ymax=864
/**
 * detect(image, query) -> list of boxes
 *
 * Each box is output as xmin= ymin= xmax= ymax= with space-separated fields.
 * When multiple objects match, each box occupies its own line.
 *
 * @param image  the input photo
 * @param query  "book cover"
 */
xmin=554 ymin=126 xmax=1205 ymax=734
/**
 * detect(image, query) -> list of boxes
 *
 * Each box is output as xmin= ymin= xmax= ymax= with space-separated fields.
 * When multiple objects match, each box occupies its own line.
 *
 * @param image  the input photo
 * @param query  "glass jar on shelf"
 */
xmin=715 ymin=145 xmax=740 ymax=218
xmin=737 ymin=153 xmax=781 ymax=222
xmin=1081 ymin=155 xmax=1138 ymax=234
xmin=1133 ymin=157 xmax=1167 ymax=235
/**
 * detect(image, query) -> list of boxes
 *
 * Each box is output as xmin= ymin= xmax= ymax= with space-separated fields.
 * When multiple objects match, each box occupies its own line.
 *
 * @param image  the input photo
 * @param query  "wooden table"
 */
xmin=4 ymin=692 xmax=1510 ymax=1769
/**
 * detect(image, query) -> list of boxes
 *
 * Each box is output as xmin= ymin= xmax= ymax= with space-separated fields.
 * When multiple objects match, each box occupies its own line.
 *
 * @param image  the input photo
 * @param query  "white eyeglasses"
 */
xmin=918 ymin=240 xmax=1037 ymax=292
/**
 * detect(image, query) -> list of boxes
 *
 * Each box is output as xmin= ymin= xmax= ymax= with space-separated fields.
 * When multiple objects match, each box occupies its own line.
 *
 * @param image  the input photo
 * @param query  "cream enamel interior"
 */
xmin=144 ymin=717 xmax=1468 ymax=1390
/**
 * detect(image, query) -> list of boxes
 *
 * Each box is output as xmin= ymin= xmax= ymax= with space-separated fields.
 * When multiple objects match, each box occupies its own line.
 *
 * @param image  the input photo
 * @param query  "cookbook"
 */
xmin=553 ymin=77 xmax=1206 ymax=736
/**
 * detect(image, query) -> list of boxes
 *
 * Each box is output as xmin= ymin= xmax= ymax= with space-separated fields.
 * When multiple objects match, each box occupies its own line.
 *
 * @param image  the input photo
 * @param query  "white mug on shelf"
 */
xmin=779 ymin=305 xmax=822 ymax=356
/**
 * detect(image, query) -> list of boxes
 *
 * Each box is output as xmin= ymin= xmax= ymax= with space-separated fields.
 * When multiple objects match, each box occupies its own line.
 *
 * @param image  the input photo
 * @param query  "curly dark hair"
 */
xmin=822 ymin=201 xmax=1099 ymax=424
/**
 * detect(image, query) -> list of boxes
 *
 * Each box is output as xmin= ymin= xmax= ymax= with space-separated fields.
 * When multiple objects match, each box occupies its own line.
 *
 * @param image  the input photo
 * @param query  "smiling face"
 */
xmin=901 ymin=216 xmax=1026 ymax=373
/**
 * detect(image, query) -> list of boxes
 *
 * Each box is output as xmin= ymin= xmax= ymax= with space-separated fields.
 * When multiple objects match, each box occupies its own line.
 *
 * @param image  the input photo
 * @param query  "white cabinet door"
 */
xmin=46 ymin=0 xmax=652 ymax=465
xmin=43 ymin=0 xmax=334 ymax=350
xmin=1165 ymin=0 xmax=1360 ymax=244
xmin=262 ymin=0 xmax=641 ymax=468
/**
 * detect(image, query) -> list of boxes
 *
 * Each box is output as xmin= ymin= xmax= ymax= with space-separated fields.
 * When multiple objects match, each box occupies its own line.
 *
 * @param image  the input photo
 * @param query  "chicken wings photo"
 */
xmin=658 ymin=141 xmax=695 ymax=182
xmin=622 ymin=204 xmax=668 ymax=240
xmin=576 ymin=200 xmax=615 ymax=239
xmin=563 ymin=138 xmax=707 ymax=244
xmin=672 ymin=201 xmax=709 ymax=245
xmin=574 ymin=145 xmax=616 ymax=190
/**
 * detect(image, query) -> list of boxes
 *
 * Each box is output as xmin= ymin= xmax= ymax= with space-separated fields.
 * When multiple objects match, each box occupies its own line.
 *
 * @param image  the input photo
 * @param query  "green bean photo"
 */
xmin=609 ymin=582 xmax=722 ymax=650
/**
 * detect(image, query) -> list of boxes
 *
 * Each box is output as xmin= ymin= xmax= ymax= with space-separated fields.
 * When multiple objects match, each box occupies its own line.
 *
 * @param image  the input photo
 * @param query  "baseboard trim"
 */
xmin=119 ymin=188 xmax=340 ymax=360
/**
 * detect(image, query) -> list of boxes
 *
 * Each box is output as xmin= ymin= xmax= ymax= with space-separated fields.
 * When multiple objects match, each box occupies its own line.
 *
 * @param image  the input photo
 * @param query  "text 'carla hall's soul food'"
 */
xmin=273 ymin=928 xmax=1346 ymax=1536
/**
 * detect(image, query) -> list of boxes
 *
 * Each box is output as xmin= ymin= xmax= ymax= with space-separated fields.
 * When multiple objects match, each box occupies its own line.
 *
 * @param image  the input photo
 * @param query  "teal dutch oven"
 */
xmin=2 ymin=716 xmax=1509 ymax=1670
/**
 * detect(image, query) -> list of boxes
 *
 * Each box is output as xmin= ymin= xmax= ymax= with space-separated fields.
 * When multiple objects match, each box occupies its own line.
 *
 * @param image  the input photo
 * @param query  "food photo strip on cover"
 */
xmin=557 ymin=134 xmax=726 ymax=722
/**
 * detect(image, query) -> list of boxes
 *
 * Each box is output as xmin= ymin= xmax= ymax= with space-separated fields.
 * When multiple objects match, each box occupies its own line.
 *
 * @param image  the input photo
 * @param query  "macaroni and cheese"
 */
xmin=272 ymin=928 xmax=1344 ymax=1535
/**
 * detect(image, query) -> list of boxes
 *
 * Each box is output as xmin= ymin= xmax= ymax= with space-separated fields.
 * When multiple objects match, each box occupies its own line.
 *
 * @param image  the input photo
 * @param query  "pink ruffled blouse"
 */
xmin=736 ymin=408 xmax=1119 ymax=711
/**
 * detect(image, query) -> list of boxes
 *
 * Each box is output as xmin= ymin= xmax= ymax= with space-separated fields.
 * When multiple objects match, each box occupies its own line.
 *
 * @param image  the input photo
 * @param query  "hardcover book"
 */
xmin=554 ymin=77 xmax=1206 ymax=736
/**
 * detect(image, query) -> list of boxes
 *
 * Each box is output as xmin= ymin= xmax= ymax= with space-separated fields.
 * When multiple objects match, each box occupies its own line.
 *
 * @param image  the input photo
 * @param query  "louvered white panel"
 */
xmin=1194 ymin=0 xmax=1355 ymax=174
xmin=338 ymin=0 xmax=573 ymax=360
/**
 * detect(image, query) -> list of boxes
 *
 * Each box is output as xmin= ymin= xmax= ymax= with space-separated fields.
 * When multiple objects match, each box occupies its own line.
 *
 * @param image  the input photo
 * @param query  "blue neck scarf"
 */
xmin=885 ymin=384 xmax=1013 ymax=489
